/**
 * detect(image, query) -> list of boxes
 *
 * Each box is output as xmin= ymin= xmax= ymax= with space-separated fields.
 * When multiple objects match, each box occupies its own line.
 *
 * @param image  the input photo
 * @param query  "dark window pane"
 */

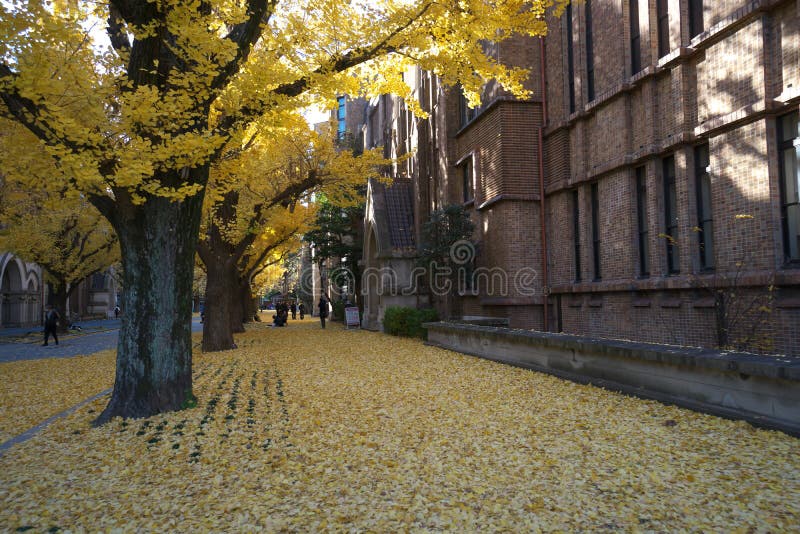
xmin=630 ymin=0 xmax=641 ymax=73
xmin=663 ymin=155 xmax=680 ymax=273
xmin=787 ymin=204 xmax=800 ymax=261
xmin=567 ymin=4 xmax=575 ymax=113
xmin=657 ymin=0 xmax=669 ymax=57
xmin=591 ymin=182 xmax=600 ymax=280
xmin=636 ymin=167 xmax=649 ymax=276
xmin=779 ymin=112 xmax=800 ymax=262
xmin=586 ymin=0 xmax=595 ymax=101
xmin=462 ymin=158 xmax=474 ymax=202
xmin=689 ymin=0 xmax=704 ymax=38
xmin=573 ymin=189 xmax=581 ymax=281
xmin=695 ymin=144 xmax=714 ymax=269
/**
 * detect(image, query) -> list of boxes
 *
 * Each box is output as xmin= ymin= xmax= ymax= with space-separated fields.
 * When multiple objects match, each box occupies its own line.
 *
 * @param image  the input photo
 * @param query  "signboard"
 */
xmin=345 ymin=306 xmax=360 ymax=329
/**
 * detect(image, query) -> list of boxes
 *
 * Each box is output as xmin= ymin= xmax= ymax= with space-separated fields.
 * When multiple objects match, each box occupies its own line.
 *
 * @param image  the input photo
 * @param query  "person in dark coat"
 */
xmin=290 ymin=302 xmax=297 ymax=320
xmin=298 ymin=302 xmax=306 ymax=320
xmin=318 ymin=297 xmax=328 ymax=329
xmin=43 ymin=305 xmax=60 ymax=346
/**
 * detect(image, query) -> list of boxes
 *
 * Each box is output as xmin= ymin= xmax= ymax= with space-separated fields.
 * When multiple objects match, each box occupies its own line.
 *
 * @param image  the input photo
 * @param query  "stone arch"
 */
xmin=363 ymin=224 xmax=381 ymax=328
xmin=1 ymin=259 xmax=23 ymax=292
xmin=1 ymin=258 xmax=24 ymax=326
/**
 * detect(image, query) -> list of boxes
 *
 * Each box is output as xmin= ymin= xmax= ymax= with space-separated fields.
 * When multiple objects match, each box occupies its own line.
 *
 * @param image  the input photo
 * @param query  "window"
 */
xmin=635 ymin=167 xmax=650 ymax=277
xmin=663 ymin=155 xmax=680 ymax=274
xmin=695 ymin=144 xmax=714 ymax=270
xmin=630 ymin=0 xmax=641 ymax=74
xmin=573 ymin=189 xmax=581 ymax=281
xmin=336 ymin=96 xmax=346 ymax=140
xmin=459 ymin=89 xmax=477 ymax=128
xmin=656 ymin=0 xmax=670 ymax=58
xmin=585 ymin=0 xmax=595 ymax=101
xmin=91 ymin=273 xmax=106 ymax=291
xmin=566 ymin=3 xmax=575 ymax=113
xmin=779 ymin=111 xmax=800 ymax=263
xmin=591 ymin=182 xmax=601 ymax=280
xmin=461 ymin=157 xmax=474 ymax=203
xmin=368 ymin=107 xmax=379 ymax=148
xmin=689 ymin=0 xmax=704 ymax=39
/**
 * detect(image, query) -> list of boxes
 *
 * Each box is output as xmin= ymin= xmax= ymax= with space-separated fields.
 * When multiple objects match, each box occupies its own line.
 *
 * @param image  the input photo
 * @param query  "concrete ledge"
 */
xmin=423 ymin=322 xmax=800 ymax=436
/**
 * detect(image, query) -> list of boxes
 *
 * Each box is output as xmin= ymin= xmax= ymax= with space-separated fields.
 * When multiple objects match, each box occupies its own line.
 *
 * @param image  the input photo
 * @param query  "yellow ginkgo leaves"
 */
xmin=0 ymin=319 xmax=798 ymax=531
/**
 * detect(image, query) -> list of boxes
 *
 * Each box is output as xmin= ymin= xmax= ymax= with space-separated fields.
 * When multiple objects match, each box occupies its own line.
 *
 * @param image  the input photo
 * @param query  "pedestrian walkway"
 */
xmin=0 ymin=318 xmax=798 ymax=531
xmin=0 ymin=317 xmax=122 ymax=341
xmin=0 ymin=317 xmax=203 ymax=362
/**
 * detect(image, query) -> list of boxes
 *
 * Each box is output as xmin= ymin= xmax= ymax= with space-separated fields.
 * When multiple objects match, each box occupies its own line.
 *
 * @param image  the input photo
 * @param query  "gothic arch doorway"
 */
xmin=1 ymin=261 xmax=23 ymax=326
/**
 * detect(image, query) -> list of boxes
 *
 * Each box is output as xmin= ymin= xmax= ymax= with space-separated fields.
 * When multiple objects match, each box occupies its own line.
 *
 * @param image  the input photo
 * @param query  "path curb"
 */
xmin=0 ymin=388 xmax=112 ymax=456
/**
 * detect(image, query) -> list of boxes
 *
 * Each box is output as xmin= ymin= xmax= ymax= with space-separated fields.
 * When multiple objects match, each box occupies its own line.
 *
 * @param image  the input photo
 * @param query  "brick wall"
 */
xmin=539 ymin=0 xmax=799 ymax=355
xmin=360 ymin=0 xmax=800 ymax=355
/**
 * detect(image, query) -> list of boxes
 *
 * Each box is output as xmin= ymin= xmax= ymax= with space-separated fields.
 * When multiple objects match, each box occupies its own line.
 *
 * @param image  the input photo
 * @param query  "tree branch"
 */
xmin=209 ymin=0 xmax=276 ymax=94
xmin=107 ymin=4 xmax=132 ymax=54
xmin=212 ymin=1 xmax=435 ymax=138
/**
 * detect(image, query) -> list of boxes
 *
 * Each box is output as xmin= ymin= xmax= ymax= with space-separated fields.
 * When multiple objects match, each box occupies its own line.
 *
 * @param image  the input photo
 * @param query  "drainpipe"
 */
xmin=538 ymin=36 xmax=550 ymax=331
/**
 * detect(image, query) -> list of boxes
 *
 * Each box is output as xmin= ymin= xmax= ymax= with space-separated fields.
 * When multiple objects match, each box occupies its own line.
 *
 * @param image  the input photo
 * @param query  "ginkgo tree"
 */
xmin=0 ymin=187 xmax=119 ymax=330
xmin=0 ymin=0 xmax=567 ymax=423
xmin=0 ymin=120 xmax=120 ymax=331
xmin=198 ymin=115 xmax=385 ymax=352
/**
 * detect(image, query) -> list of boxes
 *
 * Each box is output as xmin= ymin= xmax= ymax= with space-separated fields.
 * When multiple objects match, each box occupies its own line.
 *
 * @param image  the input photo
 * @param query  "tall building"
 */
xmin=350 ymin=1 xmax=799 ymax=355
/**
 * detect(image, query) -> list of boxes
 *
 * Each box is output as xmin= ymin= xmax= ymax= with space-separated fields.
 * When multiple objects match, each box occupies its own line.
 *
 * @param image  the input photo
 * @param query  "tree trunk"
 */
xmin=202 ymin=258 xmax=239 ymax=351
xmin=51 ymin=284 xmax=69 ymax=334
xmin=229 ymin=277 xmax=245 ymax=333
xmin=94 ymin=192 xmax=203 ymax=425
xmin=240 ymin=279 xmax=258 ymax=323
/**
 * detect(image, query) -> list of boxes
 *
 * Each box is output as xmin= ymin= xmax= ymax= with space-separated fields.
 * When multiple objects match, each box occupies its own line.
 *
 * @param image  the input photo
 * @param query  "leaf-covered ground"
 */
xmin=0 ymin=350 xmax=116 ymax=442
xmin=1 ymin=319 xmax=798 ymax=531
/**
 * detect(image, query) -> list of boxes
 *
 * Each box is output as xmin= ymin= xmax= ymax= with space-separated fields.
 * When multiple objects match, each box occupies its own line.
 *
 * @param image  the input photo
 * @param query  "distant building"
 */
xmin=353 ymin=1 xmax=800 ymax=356
xmin=0 ymin=251 xmax=119 ymax=327
xmin=0 ymin=253 xmax=42 ymax=327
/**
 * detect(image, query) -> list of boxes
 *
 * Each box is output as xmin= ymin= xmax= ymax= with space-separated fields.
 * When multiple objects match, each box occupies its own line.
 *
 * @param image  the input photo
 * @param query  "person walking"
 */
xmin=43 ymin=305 xmax=60 ymax=346
xmin=290 ymin=301 xmax=297 ymax=320
xmin=298 ymin=302 xmax=306 ymax=320
xmin=318 ymin=296 xmax=328 ymax=329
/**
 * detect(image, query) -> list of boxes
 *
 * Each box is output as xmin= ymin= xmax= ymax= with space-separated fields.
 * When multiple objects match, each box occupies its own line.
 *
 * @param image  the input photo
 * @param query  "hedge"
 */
xmin=383 ymin=307 xmax=439 ymax=340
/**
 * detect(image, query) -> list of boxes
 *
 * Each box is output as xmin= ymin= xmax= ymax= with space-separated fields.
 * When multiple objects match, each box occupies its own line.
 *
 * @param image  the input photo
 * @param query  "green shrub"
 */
xmin=383 ymin=307 xmax=439 ymax=339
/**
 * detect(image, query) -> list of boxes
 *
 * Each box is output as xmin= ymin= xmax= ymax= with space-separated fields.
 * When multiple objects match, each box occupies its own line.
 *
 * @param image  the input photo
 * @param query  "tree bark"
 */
xmin=240 ymin=279 xmax=258 ymax=323
xmin=94 ymin=191 xmax=203 ymax=425
xmin=50 ymin=284 xmax=69 ymax=334
xmin=202 ymin=258 xmax=239 ymax=351
xmin=229 ymin=275 xmax=245 ymax=333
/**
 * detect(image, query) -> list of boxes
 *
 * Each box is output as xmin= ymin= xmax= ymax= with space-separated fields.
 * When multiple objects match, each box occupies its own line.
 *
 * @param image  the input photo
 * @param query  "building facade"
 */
xmin=0 ymin=251 xmax=119 ymax=328
xmin=350 ymin=0 xmax=799 ymax=355
xmin=0 ymin=253 xmax=43 ymax=327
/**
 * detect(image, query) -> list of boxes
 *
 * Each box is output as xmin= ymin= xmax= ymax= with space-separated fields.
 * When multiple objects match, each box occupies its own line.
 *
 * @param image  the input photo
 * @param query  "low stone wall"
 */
xmin=424 ymin=322 xmax=800 ymax=436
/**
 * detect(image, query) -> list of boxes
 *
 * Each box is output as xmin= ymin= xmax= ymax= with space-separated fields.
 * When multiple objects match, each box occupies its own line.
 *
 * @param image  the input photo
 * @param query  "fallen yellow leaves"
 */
xmin=0 ymin=319 xmax=798 ymax=531
xmin=0 ymin=350 xmax=116 ymax=442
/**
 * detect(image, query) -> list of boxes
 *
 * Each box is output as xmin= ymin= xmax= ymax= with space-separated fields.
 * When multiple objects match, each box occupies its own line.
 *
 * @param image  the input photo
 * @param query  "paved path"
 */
xmin=0 ymin=317 xmax=204 ymax=362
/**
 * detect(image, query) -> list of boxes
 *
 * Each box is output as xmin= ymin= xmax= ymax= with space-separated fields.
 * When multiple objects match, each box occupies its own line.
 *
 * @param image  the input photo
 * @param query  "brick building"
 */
xmin=351 ymin=0 xmax=800 ymax=356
